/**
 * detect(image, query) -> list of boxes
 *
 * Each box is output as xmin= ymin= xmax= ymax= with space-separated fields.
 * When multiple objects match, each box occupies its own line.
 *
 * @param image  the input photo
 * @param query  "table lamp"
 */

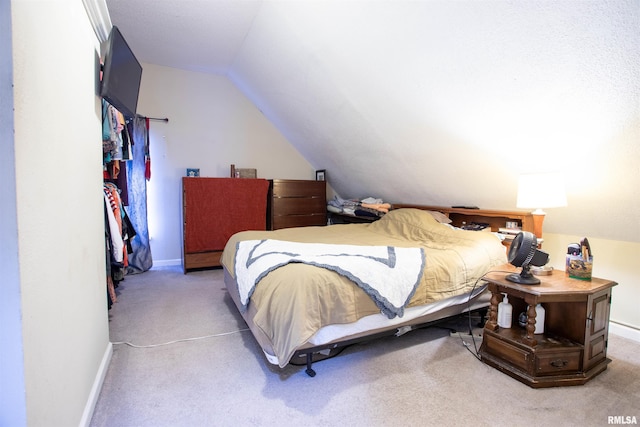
xmin=516 ymin=172 xmax=567 ymax=239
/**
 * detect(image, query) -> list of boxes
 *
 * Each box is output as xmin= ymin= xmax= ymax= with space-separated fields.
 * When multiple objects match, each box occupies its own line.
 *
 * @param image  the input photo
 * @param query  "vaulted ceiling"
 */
xmin=105 ymin=0 xmax=639 ymax=240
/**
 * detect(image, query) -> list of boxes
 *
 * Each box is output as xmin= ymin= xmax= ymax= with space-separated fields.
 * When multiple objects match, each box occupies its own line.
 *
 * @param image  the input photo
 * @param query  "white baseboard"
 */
xmin=152 ymin=258 xmax=181 ymax=268
xmin=79 ymin=341 xmax=113 ymax=427
xmin=609 ymin=321 xmax=640 ymax=343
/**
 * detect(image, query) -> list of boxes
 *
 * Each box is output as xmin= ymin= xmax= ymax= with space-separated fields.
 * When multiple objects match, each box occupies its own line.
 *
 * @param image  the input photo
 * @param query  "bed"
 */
xmin=221 ymin=207 xmax=514 ymax=375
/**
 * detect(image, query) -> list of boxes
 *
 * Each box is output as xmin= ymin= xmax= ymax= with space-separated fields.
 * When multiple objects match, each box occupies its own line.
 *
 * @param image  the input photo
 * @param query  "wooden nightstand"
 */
xmin=479 ymin=267 xmax=617 ymax=388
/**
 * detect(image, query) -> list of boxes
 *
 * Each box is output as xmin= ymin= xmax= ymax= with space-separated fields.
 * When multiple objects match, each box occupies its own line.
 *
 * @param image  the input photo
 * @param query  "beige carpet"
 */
xmin=90 ymin=266 xmax=640 ymax=427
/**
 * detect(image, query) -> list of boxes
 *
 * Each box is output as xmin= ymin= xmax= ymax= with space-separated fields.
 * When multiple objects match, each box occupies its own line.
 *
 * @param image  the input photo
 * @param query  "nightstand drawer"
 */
xmin=484 ymin=334 xmax=530 ymax=372
xmin=535 ymin=350 xmax=582 ymax=375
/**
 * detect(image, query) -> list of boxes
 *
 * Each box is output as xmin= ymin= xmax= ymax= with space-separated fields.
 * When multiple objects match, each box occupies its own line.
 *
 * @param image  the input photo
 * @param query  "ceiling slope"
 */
xmin=106 ymin=0 xmax=640 ymax=240
xmin=106 ymin=0 xmax=262 ymax=74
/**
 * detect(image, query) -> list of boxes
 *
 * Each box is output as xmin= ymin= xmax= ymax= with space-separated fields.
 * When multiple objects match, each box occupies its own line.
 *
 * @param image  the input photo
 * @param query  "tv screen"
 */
xmin=100 ymin=26 xmax=143 ymax=118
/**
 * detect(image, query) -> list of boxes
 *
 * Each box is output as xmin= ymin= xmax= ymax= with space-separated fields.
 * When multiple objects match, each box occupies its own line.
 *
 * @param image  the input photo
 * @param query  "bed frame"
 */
xmin=283 ymin=289 xmax=492 ymax=377
xmin=224 ymin=205 xmax=536 ymax=376
xmin=224 ymin=267 xmax=491 ymax=377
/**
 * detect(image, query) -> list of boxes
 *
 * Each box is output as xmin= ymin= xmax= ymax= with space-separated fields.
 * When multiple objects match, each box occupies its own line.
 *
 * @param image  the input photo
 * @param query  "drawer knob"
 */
xmin=550 ymin=359 xmax=569 ymax=368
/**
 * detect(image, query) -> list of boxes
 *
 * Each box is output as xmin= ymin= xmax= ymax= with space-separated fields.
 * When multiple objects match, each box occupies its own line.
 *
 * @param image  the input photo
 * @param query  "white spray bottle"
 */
xmin=497 ymin=294 xmax=512 ymax=329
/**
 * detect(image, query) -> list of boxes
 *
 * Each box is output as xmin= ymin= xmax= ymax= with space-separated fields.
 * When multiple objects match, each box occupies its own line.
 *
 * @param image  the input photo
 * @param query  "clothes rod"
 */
xmin=138 ymin=115 xmax=169 ymax=122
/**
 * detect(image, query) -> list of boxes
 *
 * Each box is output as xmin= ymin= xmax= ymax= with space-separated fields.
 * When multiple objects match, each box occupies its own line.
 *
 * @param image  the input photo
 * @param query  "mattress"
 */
xmin=222 ymin=208 xmax=507 ymax=367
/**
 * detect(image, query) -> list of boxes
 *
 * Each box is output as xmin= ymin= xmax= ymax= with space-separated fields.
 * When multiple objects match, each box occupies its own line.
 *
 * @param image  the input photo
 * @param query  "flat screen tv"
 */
xmin=100 ymin=25 xmax=143 ymax=119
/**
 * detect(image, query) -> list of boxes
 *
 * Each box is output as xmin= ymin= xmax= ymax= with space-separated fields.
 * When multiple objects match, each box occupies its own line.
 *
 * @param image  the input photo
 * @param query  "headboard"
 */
xmin=393 ymin=204 xmax=536 ymax=240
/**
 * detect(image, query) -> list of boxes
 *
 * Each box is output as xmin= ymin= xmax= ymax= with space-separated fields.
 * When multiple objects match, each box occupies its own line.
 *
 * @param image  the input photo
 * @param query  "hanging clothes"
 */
xmin=104 ymin=184 xmax=124 ymax=264
xmin=102 ymin=99 xmax=131 ymax=204
xmin=111 ymin=110 xmax=125 ymax=161
xmin=107 ymin=163 xmax=129 ymax=206
xmin=144 ymin=117 xmax=151 ymax=180
xmin=120 ymin=120 xmax=132 ymax=161
xmin=102 ymin=104 xmax=152 ymax=308
xmin=125 ymin=116 xmax=153 ymax=274
xmin=105 ymin=203 xmax=116 ymax=308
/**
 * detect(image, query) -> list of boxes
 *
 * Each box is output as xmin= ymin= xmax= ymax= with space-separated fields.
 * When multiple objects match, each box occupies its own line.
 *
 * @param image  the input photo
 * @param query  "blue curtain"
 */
xmin=125 ymin=117 xmax=153 ymax=273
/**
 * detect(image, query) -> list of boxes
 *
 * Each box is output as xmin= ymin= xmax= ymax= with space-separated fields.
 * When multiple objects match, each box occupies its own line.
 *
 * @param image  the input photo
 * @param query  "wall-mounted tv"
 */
xmin=100 ymin=25 xmax=143 ymax=119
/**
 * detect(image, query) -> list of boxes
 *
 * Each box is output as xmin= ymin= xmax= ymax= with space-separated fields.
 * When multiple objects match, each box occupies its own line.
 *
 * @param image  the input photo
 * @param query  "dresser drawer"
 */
xmin=272 ymin=197 xmax=326 ymax=216
xmin=268 ymin=179 xmax=327 ymax=230
xmin=272 ymin=180 xmax=325 ymax=197
xmin=272 ymin=213 xmax=326 ymax=230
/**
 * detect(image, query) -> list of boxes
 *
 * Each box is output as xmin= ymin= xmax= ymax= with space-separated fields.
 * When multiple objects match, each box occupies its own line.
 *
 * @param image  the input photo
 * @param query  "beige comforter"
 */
xmin=221 ymin=208 xmax=507 ymax=367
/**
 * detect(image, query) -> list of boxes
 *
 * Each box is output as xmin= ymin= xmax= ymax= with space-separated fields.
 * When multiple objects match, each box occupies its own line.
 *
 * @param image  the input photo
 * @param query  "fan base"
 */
xmin=506 ymin=272 xmax=541 ymax=285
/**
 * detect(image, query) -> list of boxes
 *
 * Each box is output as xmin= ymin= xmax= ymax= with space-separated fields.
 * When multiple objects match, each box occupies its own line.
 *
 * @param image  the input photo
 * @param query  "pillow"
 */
xmin=381 ymin=208 xmax=452 ymax=224
xmin=368 ymin=208 xmax=452 ymax=242
xmin=375 ymin=208 xmax=441 ymax=226
xmin=424 ymin=210 xmax=452 ymax=224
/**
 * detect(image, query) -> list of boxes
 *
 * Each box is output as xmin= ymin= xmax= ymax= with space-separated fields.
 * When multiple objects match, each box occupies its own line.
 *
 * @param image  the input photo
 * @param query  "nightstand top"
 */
xmin=484 ymin=265 xmax=617 ymax=300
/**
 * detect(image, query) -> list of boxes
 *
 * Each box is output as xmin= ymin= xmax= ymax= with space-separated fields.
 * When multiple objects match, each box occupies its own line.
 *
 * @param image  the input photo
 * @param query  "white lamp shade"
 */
xmin=516 ymin=172 xmax=567 ymax=210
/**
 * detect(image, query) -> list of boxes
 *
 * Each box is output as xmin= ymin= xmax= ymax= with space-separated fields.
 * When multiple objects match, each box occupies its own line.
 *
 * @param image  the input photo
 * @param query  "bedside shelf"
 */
xmin=491 ymin=327 xmax=581 ymax=350
xmin=328 ymin=212 xmax=381 ymax=224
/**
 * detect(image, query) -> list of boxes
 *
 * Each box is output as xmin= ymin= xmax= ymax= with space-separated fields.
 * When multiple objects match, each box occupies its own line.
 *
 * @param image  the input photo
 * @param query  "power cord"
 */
xmin=111 ymin=328 xmax=250 ymax=349
xmin=455 ymin=273 xmax=487 ymax=360
xmin=455 ymin=269 xmax=515 ymax=360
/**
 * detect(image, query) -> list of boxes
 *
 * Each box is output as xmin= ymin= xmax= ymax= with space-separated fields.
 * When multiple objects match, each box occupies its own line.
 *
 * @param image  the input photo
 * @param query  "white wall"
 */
xmin=0 ymin=0 xmax=26 ymax=425
xmin=544 ymin=233 xmax=640 ymax=340
xmin=230 ymin=0 xmax=640 ymax=233
xmin=137 ymin=63 xmax=317 ymax=263
xmin=9 ymin=1 xmax=110 ymax=425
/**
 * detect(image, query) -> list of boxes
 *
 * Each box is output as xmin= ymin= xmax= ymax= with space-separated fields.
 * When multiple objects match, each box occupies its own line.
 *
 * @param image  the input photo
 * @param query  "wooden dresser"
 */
xmin=182 ymin=177 xmax=269 ymax=272
xmin=268 ymin=179 xmax=327 ymax=230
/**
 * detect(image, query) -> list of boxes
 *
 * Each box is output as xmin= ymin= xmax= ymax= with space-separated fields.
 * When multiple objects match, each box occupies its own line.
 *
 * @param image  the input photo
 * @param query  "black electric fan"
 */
xmin=506 ymin=231 xmax=549 ymax=285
